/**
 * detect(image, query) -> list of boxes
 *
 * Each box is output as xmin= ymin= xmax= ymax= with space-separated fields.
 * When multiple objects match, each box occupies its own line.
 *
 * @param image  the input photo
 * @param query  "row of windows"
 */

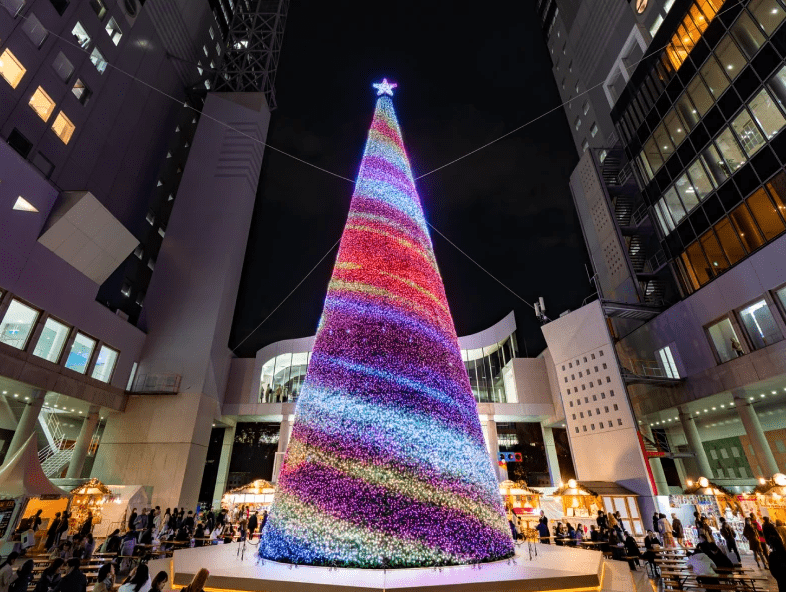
xmin=646 ymin=72 xmax=786 ymax=236
xmin=676 ymin=169 xmax=786 ymax=289
xmin=705 ymin=285 xmax=786 ymax=363
xmin=637 ymin=7 xmax=786 ymax=186
xmin=575 ymin=419 xmax=625 ymax=433
xmin=0 ymin=291 xmax=119 ymax=383
xmin=568 ymin=390 xmax=617 ymax=406
xmin=560 ymin=349 xmax=605 ymax=372
xmin=572 ymin=404 xmax=620 ymax=420
xmin=563 ymin=362 xmax=609 ymax=382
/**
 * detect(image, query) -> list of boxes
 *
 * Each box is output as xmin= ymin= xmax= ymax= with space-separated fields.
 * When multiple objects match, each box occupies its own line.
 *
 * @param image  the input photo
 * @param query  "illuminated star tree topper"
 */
xmin=372 ymin=77 xmax=397 ymax=96
xmin=258 ymin=80 xmax=514 ymax=569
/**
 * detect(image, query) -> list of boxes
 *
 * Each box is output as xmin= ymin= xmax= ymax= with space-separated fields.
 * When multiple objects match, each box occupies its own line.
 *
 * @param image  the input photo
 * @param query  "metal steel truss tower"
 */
xmin=213 ymin=0 xmax=289 ymax=109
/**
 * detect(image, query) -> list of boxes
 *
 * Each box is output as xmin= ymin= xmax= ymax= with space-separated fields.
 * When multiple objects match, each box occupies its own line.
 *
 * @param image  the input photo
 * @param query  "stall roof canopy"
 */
xmin=226 ymin=480 xmax=275 ymax=495
xmin=0 ymin=435 xmax=68 ymax=499
xmin=555 ymin=481 xmax=639 ymax=497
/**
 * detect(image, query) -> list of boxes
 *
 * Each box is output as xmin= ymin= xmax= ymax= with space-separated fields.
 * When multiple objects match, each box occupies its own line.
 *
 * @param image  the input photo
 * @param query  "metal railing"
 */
xmin=631 ymin=203 xmax=649 ymax=226
xmin=133 ymin=373 xmax=181 ymax=393
xmin=620 ymin=358 xmax=669 ymax=378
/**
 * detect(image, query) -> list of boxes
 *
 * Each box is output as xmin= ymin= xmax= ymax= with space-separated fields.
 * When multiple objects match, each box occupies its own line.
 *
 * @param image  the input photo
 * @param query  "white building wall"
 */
xmin=541 ymin=300 xmax=655 ymax=502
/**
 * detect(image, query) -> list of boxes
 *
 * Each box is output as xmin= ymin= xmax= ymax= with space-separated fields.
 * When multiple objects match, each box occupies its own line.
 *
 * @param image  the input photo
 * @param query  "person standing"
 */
xmin=744 ymin=517 xmax=769 ymax=569
xmin=536 ymin=519 xmax=550 ymax=544
xmin=56 ymin=511 xmax=70 ymax=546
xmin=248 ymin=512 xmax=258 ymax=539
xmin=653 ymin=512 xmax=660 ymax=533
xmin=776 ymin=520 xmax=786 ymax=546
xmin=658 ymin=513 xmax=675 ymax=547
xmin=45 ymin=513 xmax=62 ymax=551
xmin=30 ymin=510 xmax=43 ymax=532
xmin=128 ymin=509 xmax=137 ymax=532
xmin=767 ymin=534 xmax=785 ymax=592
xmin=79 ymin=510 xmax=93 ymax=537
xmin=672 ymin=514 xmax=684 ymax=547
xmin=720 ymin=517 xmax=741 ymax=564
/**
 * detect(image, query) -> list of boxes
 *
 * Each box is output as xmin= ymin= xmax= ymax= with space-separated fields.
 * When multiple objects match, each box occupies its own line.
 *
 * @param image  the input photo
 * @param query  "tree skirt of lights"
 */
xmin=257 ymin=81 xmax=515 ymax=568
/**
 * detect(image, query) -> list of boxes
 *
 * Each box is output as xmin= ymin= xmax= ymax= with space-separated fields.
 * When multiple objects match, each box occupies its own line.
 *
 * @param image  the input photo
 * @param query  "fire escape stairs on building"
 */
xmin=620 ymin=358 xmax=684 ymax=387
xmin=641 ymin=433 xmax=695 ymax=460
xmin=601 ymin=299 xmax=665 ymax=320
xmin=37 ymin=411 xmax=75 ymax=478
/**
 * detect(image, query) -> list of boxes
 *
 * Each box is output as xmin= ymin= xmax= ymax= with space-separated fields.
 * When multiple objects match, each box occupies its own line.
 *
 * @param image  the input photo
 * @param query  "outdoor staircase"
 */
xmin=627 ymin=235 xmax=646 ymax=272
xmin=40 ymin=447 xmax=75 ymax=477
xmin=612 ymin=195 xmax=634 ymax=227
xmin=37 ymin=409 xmax=75 ymax=478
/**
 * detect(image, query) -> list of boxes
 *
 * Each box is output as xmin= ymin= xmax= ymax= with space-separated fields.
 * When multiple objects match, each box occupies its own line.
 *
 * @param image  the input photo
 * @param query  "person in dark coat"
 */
xmin=56 ymin=511 xmax=70 ymax=546
xmin=536 ymin=520 xmax=550 ymax=544
xmin=33 ymin=559 xmax=64 ymax=592
xmin=128 ymin=509 xmax=137 ymax=531
xmin=247 ymin=512 xmax=258 ymax=539
xmin=652 ymin=512 xmax=660 ymax=533
xmin=694 ymin=534 xmax=734 ymax=569
xmin=51 ymin=558 xmax=87 ymax=592
xmin=30 ymin=510 xmax=44 ymax=532
xmin=45 ymin=513 xmax=62 ymax=550
xmin=104 ymin=530 xmax=122 ymax=554
xmin=624 ymin=533 xmax=642 ymax=571
xmin=9 ymin=560 xmax=34 ymax=592
xmin=767 ymin=533 xmax=786 ymax=592
xmin=79 ymin=511 xmax=93 ymax=537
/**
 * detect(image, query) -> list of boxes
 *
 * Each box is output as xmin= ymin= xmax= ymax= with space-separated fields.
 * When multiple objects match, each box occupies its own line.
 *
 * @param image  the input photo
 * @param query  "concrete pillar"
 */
xmin=212 ymin=424 xmax=236 ymax=505
xmin=67 ymin=405 xmax=100 ymax=478
xmin=486 ymin=419 xmax=506 ymax=482
xmin=541 ymin=426 xmax=563 ymax=486
xmin=6 ymin=389 xmax=45 ymax=460
xmin=679 ymin=406 xmax=713 ymax=479
xmin=665 ymin=430 xmax=687 ymax=485
xmin=0 ymin=397 xmax=17 ymax=431
xmin=272 ymin=416 xmax=291 ymax=483
xmin=732 ymin=391 xmax=779 ymax=477
xmin=640 ymin=423 xmax=669 ymax=494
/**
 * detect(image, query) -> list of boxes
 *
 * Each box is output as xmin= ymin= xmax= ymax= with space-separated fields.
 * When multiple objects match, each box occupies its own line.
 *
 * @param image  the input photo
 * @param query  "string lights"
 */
xmin=258 ymin=82 xmax=514 ymax=568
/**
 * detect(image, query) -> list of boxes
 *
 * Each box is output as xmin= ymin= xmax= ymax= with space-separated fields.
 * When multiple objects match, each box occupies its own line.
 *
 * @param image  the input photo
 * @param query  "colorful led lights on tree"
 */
xmin=258 ymin=81 xmax=514 ymax=569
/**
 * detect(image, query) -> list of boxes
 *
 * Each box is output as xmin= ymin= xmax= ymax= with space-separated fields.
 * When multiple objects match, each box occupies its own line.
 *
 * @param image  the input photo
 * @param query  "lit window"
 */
xmin=730 ymin=12 xmax=764 ymax=58
xmin=715 ymin=36 xmax=746 ymax=81
xmin=203 ymin=45 xmax=209 ymax=56
xmin=748 ymin=0 xmax=785 ymax=35
xmin=575 ymin=117 xmax=582 ymax=131
xmin=65 ymin=332 xmax=96 ymax=374
xmin=197 ymin=61 xmax=203 ymax=75
xmin=656 ymin=345 xmax=680 ymax=378
xmin=707 ymin=317 xmax=744 ymax=362
xmin=650 ymin=14 xmax=664 ymax=36
xmin=0 ymin=49 xmax=26 ymax=88
xmin=700 ymin=56 xmax=730 ymax=98
xmin=215 ymin=43 xmax=221 ymax=55
xmin=590 ymin=123 xmax=598 ymax=137
xmin=105 ymin=17 xmax=123 ymax=45
xmin=71 ymin=79 xmax=92 ymax=105
xmin=90 ymin=47 xmax=107 ymax=73
xmin=90 ymin=0 xmax=107 ymax=19
xmin=581 ymin=139 xmax=589 ymax=152
xmin=121 ymin=281 xmax=132 ymax=297
xmin=582 ymin=100 xmax=589 ymax=115
xmin=146 ymin=211 xmax=155 ymax=225
xmin=91 ymin=345 xmax=118 ymax=382
xmin=209 ymin=27 xmax=215 ymax=39
xmin=715 ymin=127 xmax=748 ymax=172
xmin=748 ymin=88 xmax=786 ymax=139
xmin=29 ymin=86 xmax=56 ymax=122
xmin=0 ymin=300 xmax=40 ymax=350
xmin=33 ymin=317 xmax=70 ymax=363
xmin=731 ymin=109 xmax=766 ymax=156
xmin=22 ymin=13 xmax=48 ymax=48
xmin=739 ymin=299 xmax=783 ymax=350
xmin=72 ymin=22 xmax=91 ymax=49
xmin=51 ymin=111 xmax=76 ymax=144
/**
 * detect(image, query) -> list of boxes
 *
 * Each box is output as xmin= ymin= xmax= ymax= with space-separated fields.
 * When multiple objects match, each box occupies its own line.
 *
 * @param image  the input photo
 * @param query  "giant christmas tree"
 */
xmin=258 ymin=80 xmax=514 ymax=568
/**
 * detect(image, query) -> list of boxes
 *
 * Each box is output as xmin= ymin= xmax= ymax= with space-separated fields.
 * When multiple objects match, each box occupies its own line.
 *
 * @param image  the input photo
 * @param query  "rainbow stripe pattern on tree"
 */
xmin=258 ymin=87 xmax=514 ymax=569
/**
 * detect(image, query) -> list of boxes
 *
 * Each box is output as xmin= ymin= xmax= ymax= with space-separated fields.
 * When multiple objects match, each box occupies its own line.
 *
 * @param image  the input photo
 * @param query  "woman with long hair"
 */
xmin=150 ymin=571 xmax=168 ymax=592
xmin=119 ymin=564 xmax=151 ymax=592
xmin=91 ymin=563 xmax=115 ymax=592
xmin=33 ymin=559 xmax=64 ymax=592
xmin=744 ymin=517 xmax=769 ymax=569
xmin=181 ymin=569 xmax=209 ymax=592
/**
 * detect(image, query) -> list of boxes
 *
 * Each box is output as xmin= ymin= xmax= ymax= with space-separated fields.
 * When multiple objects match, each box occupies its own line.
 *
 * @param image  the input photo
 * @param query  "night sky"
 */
xmin=229 ymin=1 xmax=593 ymax=358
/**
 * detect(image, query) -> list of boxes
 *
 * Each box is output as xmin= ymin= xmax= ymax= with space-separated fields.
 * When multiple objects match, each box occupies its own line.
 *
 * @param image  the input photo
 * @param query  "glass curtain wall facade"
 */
xmin=258 ymin=332 xmax=519 ymax=404
xmin=613 ymin=0 xmax=786 ymax=296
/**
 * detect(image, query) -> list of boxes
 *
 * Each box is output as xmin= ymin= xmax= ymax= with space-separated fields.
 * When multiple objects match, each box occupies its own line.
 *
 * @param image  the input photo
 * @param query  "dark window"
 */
xmin=8 ymin=129 xmax=33 ymax=158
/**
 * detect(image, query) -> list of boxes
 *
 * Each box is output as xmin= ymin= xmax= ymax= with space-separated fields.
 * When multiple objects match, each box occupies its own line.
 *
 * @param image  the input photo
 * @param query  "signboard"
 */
xmin=0 ymin=500 xmax=16 ymax=538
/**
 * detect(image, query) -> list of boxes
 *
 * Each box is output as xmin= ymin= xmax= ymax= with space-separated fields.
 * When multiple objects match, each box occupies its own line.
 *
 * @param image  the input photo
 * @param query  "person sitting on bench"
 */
xmin=624 ymin=532 xmax=642 ymax=571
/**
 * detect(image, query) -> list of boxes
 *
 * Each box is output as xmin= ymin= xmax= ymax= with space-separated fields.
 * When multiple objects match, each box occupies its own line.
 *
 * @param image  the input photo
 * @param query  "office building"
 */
xmin=538 ymin=0 xmax=786 ymax=501
xmin=0 ymin=0 xmax=288 ymax=509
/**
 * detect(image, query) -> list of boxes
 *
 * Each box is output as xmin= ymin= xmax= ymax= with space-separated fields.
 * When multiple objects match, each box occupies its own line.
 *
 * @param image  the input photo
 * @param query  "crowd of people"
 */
xmin=0 ymin=551 xmax=213 ymax=592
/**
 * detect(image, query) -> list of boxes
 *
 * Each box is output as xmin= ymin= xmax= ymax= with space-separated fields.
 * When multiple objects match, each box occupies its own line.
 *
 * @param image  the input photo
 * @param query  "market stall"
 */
xmin=67 ymin=478 xmax=113 ymax=535
xmin=0 ymin=435 xmax=69 ymax=556
xmin=552 ymin=480 xmax=645 ymax=535
xmin=500 ymin=480 xmax=541 ymax=530
xmin=666 ymin=477 xmax=747 ymax=549
xmin=753 ymin=473 xmax=786 ymax=523
xmin=91 ymin=485 xmax=149 ymax=538
xmin=221 ymin=479 xmax=275 ymax=519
